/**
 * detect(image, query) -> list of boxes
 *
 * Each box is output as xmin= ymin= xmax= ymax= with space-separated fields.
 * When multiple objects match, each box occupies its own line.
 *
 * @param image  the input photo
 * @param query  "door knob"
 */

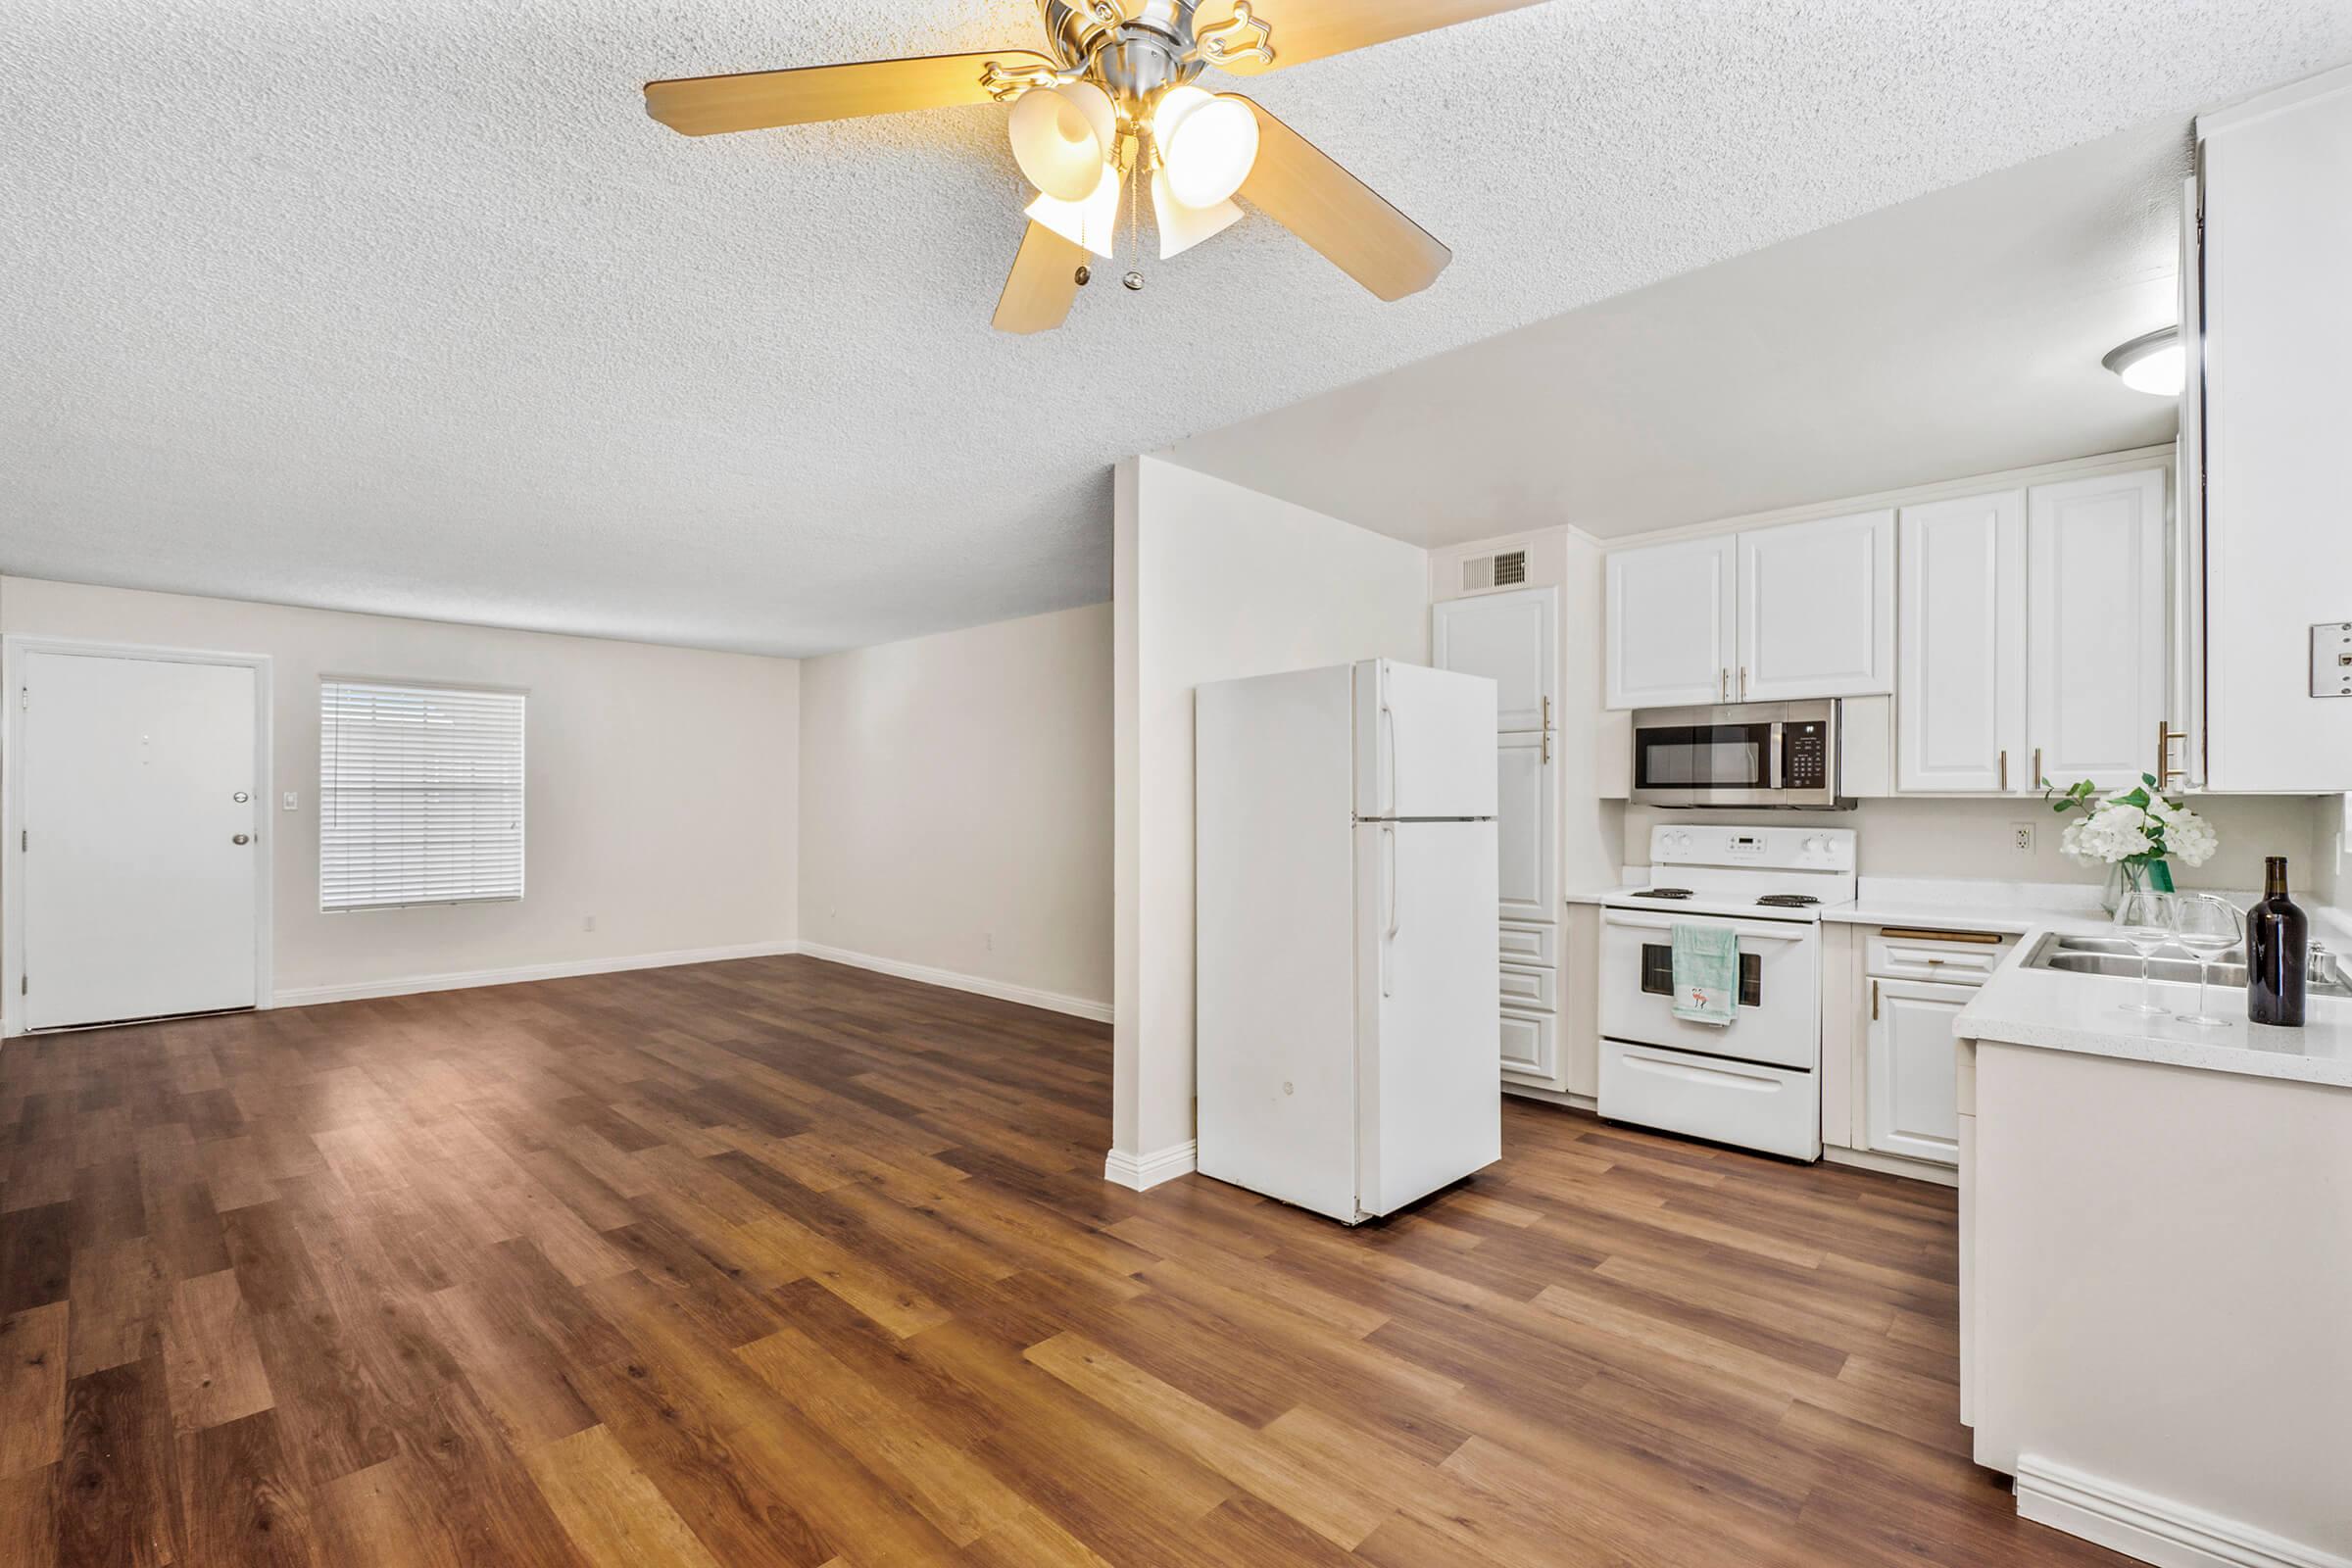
xmin=232 ymin=834 xmax=251 ymax=846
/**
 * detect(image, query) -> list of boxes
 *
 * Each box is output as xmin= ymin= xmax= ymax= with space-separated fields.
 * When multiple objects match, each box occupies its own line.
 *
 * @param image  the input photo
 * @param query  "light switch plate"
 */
xmin=282 ymin=791 xmax=299 ymax=811
xmin=2315 ymin=622 xmax=2352 ymax=698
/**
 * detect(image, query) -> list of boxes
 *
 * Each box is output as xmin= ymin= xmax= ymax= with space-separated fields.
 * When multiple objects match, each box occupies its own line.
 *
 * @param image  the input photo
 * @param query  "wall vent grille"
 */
xmin=1460 ymin=549 xmax=1528 ymax=592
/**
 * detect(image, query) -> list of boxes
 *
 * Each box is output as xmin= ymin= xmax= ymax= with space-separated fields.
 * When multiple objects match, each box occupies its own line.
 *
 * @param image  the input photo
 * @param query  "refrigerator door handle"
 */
xmin=1380 ymin=699 xmax=1396 ymax=818
xmin=1381 ymin=824 xmax=1398 ymax=998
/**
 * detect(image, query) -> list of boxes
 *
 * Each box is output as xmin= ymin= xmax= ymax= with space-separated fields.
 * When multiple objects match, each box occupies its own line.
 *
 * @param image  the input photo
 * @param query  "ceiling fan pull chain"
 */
xmin=1122 ymin=131 xmax=1147 ymax=291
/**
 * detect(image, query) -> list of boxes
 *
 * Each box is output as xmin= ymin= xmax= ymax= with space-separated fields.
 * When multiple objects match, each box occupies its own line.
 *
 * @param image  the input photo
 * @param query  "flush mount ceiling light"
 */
xmin=2102 ymin=325 xmax=2185 ymax=397
xmin=643 ymin=0 xmax=1551 ymax=334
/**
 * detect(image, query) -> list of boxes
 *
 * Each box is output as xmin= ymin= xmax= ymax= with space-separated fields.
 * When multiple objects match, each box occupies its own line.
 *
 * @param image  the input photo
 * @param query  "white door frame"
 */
xmin=2 ymin=635 xmax=275 ymax=1037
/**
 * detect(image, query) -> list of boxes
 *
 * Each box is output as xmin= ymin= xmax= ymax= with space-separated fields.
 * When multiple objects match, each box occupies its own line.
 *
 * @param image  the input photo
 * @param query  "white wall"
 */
xmin=0 ymin=575 xmax=799 ymax=1006
xmin=797 ymin=603 xmax=1111 ymax=1015
xmin=1622 ymin=794 xmax=2325 ymax=893
xmin=1112 ymin=456 xmax=1430 ymax=1170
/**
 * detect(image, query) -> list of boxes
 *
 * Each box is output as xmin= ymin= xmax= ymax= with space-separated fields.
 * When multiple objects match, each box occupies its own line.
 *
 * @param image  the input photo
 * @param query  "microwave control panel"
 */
xmin=1783 ymin=721 xmax=1830 ymax=788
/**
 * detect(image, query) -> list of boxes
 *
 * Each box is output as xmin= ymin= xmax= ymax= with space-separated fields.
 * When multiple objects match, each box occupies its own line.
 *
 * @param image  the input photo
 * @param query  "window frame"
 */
xmin=318 ymin=676 xmax=528 ymax=914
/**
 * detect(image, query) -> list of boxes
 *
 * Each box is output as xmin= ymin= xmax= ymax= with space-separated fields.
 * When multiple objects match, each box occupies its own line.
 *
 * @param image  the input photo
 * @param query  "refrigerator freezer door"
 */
xmin=1355 ymin=661 xmax=1499 ymax=820
xmin=1356 ymin=819 xmax=1501 ymax=1217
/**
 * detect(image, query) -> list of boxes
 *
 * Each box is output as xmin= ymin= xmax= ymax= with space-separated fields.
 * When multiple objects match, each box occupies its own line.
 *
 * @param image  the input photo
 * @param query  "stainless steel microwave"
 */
xmin=1628 ymin=700 xmax=1844 ymax=808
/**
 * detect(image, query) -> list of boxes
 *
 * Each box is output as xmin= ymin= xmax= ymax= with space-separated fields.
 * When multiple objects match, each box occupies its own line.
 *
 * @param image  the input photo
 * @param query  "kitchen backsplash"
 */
xmin=1620 ymin=794 xmax=2337 ymax=896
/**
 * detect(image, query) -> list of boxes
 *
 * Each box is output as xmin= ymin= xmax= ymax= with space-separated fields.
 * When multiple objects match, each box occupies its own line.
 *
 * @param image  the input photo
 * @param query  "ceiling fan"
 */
xmin=643 ymin=0 xmax=1548 ymax=333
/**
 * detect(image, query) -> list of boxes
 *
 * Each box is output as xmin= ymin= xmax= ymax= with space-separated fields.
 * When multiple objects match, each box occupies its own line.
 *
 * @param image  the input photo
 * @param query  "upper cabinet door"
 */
xmin=1494 ymin=731 xmax=1559 ymax=927
xmin=1737 ymin=512 xmax=1896 ymax=702
xmin=1605 ymin=536 xmax=1737 ymax=710
xmin=1433 ymin=587 xmax=1558 ymax=733
xmin=2028 ymin=470 xmax=2168 ymax=793
xmin=1898 ymin=491 xmax=2027 ymax=793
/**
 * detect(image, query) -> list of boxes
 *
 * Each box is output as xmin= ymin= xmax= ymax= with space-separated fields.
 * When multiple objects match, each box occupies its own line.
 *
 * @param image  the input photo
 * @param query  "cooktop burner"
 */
xmin=1756 ymin=894 xmax=1822 ymax=907
xmin=1633 ymin=888 xmax=1695 ymax=900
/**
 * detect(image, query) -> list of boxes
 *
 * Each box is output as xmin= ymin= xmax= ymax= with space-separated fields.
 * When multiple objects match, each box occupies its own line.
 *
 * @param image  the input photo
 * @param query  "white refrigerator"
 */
xmin=1197 ymin=660 xmax=1501 ymax=1225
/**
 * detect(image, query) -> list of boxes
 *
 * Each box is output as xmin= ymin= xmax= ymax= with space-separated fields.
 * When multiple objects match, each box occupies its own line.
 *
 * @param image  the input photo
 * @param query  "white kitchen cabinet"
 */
xmin=1495 ymin=731 xmax=1558 ymax=927
xmin=1498 ymin=1010 xmax=1557 ymax=1080
xmin=1897 ymin=490 xmax=2027 ymax=793
xmin=1608 ymin=516 xmax=1892 ymax=710
xmin=1605 ymin=536 xmax=1736 ymax=710
xmin=1865 ymin=977 xmax=1975 ymax=1165
xmin=1434 ymin=587 xmax=1557 ymax=733
xmin=2192 ymin=66 xmax=2352 ymax=793
xmin=1738 ymin=511 xmax=1895 ymax=701
xmin=2027 ymin=470 xmax=2168 ymax=793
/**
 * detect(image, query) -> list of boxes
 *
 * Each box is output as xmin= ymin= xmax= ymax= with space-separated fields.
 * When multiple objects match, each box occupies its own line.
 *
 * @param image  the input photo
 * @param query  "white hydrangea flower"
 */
xmin=2062 ymin=802 xmax=2156 ymax=864
xmin=2144 ymin=794 xmax=2178 ymax=823
xmin=2164 ymin=806 xmax=2220 ymax=867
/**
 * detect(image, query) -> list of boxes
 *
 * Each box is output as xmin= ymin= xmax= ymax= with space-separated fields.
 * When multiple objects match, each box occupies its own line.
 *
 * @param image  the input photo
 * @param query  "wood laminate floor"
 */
xmin=0 ymin=956 xmax=2131 ymax=1567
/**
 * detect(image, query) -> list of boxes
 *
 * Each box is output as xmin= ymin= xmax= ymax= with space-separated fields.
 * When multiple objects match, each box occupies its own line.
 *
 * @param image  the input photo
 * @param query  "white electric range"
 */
xmin=1597 ymin=824 xmax=1857 ymax=1160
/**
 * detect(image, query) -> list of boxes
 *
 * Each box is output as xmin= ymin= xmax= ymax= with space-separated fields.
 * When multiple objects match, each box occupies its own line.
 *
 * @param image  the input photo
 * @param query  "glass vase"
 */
xmin=2101 ymin=856 xmax=2176 ymax=914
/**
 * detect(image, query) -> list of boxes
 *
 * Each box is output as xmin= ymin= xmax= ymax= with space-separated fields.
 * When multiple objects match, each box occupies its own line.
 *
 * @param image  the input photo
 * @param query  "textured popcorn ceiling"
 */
xmin=4 ymin=2 xmax=2350 ymax=656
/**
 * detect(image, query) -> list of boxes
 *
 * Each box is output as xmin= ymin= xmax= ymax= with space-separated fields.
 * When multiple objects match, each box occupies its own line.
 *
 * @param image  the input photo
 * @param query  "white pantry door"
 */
xmin=21 ymin=651 xmax=262 ymax=1029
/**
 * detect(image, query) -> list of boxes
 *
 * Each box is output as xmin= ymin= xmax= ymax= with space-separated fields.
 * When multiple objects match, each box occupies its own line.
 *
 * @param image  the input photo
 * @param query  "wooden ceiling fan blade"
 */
xmin=1193 ymin=0 xmax=1549 ymax=74
xmin=1235 ymin=99 xmax=1450 ymax=302
xmin=993 ymin=221 xmax=1092 ymax=334
xmin=645 ymin=50 xmax=1057 ymax=136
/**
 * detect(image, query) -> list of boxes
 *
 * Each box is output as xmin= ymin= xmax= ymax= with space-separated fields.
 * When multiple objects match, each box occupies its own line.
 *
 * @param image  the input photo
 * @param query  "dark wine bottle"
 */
xmin=2246 ymin=857 xmax=2307 ymax=1028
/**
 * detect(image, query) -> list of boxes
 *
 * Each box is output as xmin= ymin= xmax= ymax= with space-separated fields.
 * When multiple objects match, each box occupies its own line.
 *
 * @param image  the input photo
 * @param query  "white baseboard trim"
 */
xmin=272 ymin=940 xmax=802 ymax=1009
xmin=1823 ymin=1145 xmax=1959 ymax=1189
xmin=796 ymin=943 xmax=1113 ymax=1024
xmin=2015 ymin=1455 xmax=2349 ymax=1568
xmin=1103 ymin=1141 xmax=1198 ymax=1191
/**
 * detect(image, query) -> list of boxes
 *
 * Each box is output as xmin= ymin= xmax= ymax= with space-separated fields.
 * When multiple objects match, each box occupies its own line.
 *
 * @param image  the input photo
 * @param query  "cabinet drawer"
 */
xmin=1499 ymin=963 xmax=1557 ymax=1012
xmin=1499 ymin=1009 xmax=1558 ymax=1079
xmin=1866 ymin=927 xmax=2012 ymax=985
xmin=1499 ymin=922 xmax=1558 ymax=967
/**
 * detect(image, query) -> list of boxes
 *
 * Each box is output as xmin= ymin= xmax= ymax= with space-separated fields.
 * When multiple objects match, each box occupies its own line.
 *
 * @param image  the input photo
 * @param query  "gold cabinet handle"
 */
xmin=1998 ymin=750 xmax=2009 ymax=791
xmin=2033 ymin=747 xmax=2042 ymax=790
xmin=1872 ymin=981 xmax=1881 ymax=1022
xmin=1542 ymin=694 xmax=1551 ymax=731
xmin=1739 ymin=665 xmax=1749 ymax=701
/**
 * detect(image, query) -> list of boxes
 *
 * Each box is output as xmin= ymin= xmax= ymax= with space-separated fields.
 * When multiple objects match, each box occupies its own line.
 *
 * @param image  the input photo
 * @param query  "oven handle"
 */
xmin=1602 ymin=910 xmax=1810 ymax=942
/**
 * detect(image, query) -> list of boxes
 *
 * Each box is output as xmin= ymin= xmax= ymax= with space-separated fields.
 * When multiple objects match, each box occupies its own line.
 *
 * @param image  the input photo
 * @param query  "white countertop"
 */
xmin=1956 ymin=922 xmax=2352 ymax=1091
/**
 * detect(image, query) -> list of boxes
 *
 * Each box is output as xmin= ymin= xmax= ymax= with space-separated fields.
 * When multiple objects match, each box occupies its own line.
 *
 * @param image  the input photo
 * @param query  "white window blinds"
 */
xmin=319 ymin=680 xmax=525 ymax=912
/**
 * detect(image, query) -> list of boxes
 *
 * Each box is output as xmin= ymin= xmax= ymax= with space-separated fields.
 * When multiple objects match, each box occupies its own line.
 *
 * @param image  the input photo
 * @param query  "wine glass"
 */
xmin=2170 ymin=894 xmax=2245 ymax=1028
xmin=2111 ymin=888 xmax=2175 ymax=1016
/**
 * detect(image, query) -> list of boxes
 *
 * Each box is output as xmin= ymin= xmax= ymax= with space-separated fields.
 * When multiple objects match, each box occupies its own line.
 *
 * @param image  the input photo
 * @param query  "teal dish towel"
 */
xmin=1670 ymin=922 xmax=1739 ymax=1026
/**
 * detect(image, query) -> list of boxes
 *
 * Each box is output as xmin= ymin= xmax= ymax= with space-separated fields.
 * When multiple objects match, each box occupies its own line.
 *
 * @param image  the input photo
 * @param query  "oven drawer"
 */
xmin=1865 ymin=928 xmax=2012 ymax=985
xmin=1499 ymin=921 xmax=1558 ymax=968
xmin=1599 ymin=1038 xmax=1821 ymax=1161
xmin=1499 ymin=963 xmax=1556 ymax=1012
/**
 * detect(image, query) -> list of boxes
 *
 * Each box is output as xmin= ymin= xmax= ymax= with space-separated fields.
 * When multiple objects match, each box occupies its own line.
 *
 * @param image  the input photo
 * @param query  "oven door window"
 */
xmin=1634 ymin=723 xmax=1773 ymax=792
xmin=1641 ymin=943 xmax=1763 ymax=1007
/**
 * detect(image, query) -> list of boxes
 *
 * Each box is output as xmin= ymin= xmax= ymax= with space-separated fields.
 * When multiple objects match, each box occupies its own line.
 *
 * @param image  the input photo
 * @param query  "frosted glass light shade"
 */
xmin=1008 ymin=81 xmax=1117 ymax=203
xmin=2102 ymin=326 xmax=2184 ymax=398
xmin=1026 ymin=163 xmax=1124 ymax=259
xmin=1152 ymin=169 xmax=1242 ymax=259
xmin=1154 ymin=87 xmax=1258 ymax=209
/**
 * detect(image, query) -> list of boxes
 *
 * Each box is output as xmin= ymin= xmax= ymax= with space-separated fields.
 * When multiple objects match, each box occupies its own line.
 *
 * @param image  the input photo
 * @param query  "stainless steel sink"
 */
xmin=2022 ymin=931 xmax=2352 ymax=999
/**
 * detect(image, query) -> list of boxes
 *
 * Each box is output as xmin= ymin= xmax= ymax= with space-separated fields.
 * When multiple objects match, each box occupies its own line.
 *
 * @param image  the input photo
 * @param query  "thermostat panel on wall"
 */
xmin=2316 ymin=622 xmax=2352 ymax=698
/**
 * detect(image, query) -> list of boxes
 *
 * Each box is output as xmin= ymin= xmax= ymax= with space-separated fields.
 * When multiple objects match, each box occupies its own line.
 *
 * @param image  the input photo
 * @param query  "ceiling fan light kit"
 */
xmin=644 ymin=0 xmax=1552 ymax=333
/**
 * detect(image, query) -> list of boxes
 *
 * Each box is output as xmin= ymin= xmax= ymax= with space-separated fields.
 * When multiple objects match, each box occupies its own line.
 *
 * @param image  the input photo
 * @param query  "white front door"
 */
xmin=1738 ymin=511 xmax=1895 ymax=701
xmin=1432 ymin=587 xmax=1557 ymax=733
xmin=20 ymin=651 xmax=263 ymax=1029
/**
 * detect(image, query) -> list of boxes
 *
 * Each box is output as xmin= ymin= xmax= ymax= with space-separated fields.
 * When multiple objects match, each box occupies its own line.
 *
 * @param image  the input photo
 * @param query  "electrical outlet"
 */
xmin=984 ymin=932 xmax=995 ymax=952
xmin=582 ymin=914 xmax=596 ymax=933
xmin=2009 ymin=822 xmax=2036 ymax=854
xmin=2314 ymin=622 xmax=2352 ymax=697
xmin=282 ymin=791 xmax=299 ymax=811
